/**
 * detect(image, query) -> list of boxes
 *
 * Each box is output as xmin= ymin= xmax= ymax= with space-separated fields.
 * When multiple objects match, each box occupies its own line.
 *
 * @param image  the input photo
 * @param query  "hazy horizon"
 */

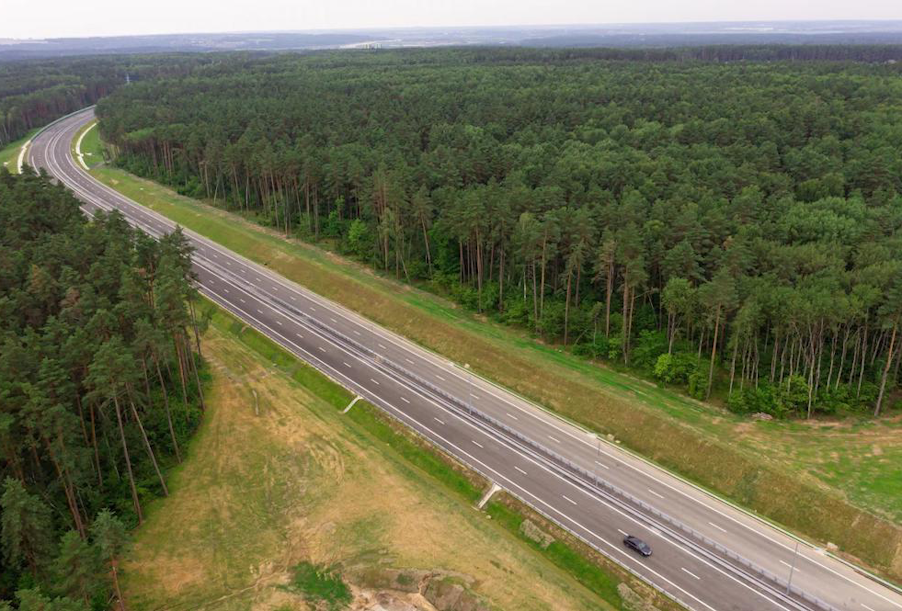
xmin=4 ymin=0 xmax=901 ymax=40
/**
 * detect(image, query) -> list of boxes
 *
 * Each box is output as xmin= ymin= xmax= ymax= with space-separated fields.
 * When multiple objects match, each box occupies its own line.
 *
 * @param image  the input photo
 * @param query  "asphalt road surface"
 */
xmin=27 ymin=107 xmax=902 ymax=611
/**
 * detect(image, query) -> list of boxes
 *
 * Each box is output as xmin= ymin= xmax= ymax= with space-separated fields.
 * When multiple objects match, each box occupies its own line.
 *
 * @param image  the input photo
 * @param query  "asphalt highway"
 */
xmin=28 ymin=107 xmax=902 ymax=611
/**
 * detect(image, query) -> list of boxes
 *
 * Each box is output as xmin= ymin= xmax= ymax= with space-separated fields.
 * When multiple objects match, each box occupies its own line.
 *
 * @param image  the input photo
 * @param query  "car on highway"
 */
xmin=623 ymin=535 xmax=652 ymax=557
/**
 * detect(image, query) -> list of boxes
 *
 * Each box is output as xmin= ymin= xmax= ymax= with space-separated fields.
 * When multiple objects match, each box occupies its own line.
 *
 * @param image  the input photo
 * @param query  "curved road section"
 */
xmin=29 ymin=108 xmax=902 ymax=611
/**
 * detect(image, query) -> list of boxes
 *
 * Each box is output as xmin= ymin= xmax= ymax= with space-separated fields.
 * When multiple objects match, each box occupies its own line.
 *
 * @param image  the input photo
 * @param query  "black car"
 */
xmin=623 ymin=535 xmax=652 ymax=557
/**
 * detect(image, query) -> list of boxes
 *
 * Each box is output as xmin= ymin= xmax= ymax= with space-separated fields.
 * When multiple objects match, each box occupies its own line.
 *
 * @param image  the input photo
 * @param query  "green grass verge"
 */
xmin=86 ymin=159 xmax=902 ymax=579
xmin=346 ymin=402 xmax=483 ymax=504
xmin=0 ymin=130 xmax=37 ymax=173
xmin=486 ymin=501 xmax=625 ymax=607
xmin=71 ymin=121 xmax=105 ymax=169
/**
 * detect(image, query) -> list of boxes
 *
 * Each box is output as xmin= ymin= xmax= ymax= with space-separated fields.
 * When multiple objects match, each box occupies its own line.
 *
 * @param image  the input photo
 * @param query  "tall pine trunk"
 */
xmin=875 ymin=324 xmax=898 ymax=416
xmin=113 ymin=396 xmax=143 ymax=524
xmin=706 ymin=308 xmax=721 ymax=399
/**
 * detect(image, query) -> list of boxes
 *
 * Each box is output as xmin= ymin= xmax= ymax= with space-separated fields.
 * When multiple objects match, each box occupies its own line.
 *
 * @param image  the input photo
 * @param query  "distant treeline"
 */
xmin=0 ymin=55 xmax=216 ymax=147
xmin=96 ymin=50 xmax=902 ymax=419
xmin=470 ymin=44 xmax=902 ymax=63
xmin=0 ymin=170 xmax=204 ymax=608
xmin=2 ymin=43 xmax=900 ymax=148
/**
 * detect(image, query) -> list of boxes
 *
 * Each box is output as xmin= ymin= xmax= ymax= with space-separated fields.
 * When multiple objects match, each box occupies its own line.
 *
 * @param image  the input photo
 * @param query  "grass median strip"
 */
xmin=87 ymin=161 xmax=902 ymax=579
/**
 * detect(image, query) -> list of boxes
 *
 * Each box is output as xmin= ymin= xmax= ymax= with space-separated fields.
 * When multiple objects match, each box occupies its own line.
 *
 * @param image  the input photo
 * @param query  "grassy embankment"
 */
xmin=71 ymin=121 xmax=104 ymax=169
xmin=122 ymin=303 xmax=672 ymax=610
xmin=83 ymin=138 xmax=902 ymax=580
xmin=0 ymin=129 xmax=38 ymax=173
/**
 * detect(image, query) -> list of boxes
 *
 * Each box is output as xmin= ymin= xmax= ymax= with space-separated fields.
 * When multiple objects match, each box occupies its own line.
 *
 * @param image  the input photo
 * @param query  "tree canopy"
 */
xmin=0 ymin=168 xmax=204 ymax=606
xmin=95 ymin=48 xmax=902 ymax=417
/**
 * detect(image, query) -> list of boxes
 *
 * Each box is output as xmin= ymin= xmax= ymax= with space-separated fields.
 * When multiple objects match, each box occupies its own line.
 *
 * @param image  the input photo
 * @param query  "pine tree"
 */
xmin=91 ymin=510 xmax=128 ymax=611
xmin=53 ymin=531 xmax=100 ymax=606
xmin=0 ymin=478 xmax=55 ymax=577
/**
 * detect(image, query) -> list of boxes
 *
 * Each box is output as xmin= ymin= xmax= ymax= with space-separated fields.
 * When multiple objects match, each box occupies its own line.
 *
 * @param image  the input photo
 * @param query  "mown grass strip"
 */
xmin=485 ymin=500 xmax=624 ymax=608
xmin=346 ymin=402 xmax=483 ymax=504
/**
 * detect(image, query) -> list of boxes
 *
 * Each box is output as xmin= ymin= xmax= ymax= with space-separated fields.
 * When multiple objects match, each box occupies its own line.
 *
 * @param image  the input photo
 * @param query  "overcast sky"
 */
xmin=3 ymin=0 xmax=901 ymax=39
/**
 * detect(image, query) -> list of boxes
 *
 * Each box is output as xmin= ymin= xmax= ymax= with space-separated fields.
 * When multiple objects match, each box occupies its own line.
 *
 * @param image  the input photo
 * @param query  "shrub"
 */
xmin=573 ymin=335 xmax=611 ymax=360
xmin=286 ymin=562 xmax=352 ymax=610
xmin=631 ymin=330 xmax=668 ymax=369
xmin=687 ymin=369 xmax=707 ymax=400
xmin=774 ymin=375 xmax=810 ymax=416
xmin=346 ymin=218 xmax=372 ymax=260
xmin=728 ymin=385 xmax=777 ymax=416
xmin=653 ymin=351 xmax=698 ymax=385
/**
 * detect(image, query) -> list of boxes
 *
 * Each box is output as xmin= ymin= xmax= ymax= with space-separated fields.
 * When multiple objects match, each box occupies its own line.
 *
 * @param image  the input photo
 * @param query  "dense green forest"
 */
xmin=0 ymin=55 xmax=216 ymax=148
xmin=96 ymin=48 xmax=902 ymax=418
xmin=0 ymin=169 xmax=204 ymax=608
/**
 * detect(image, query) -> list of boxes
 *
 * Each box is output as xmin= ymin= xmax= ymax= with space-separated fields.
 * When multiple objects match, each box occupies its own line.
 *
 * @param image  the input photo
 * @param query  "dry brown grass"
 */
xmin=121 ymin=324 xmax=613 ymax=611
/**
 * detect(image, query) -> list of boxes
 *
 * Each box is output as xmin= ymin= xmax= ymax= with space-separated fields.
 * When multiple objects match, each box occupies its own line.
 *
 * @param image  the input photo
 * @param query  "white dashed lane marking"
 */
xmin=471 ymin=440 xmax=483 ymax=449
xmin=681 ymin=568 xmax=701 ymax=581
xmin=514 ymin=466 xmax=527 ymax=476
xmin=562 ymin=495 xmax=577 ymax=506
